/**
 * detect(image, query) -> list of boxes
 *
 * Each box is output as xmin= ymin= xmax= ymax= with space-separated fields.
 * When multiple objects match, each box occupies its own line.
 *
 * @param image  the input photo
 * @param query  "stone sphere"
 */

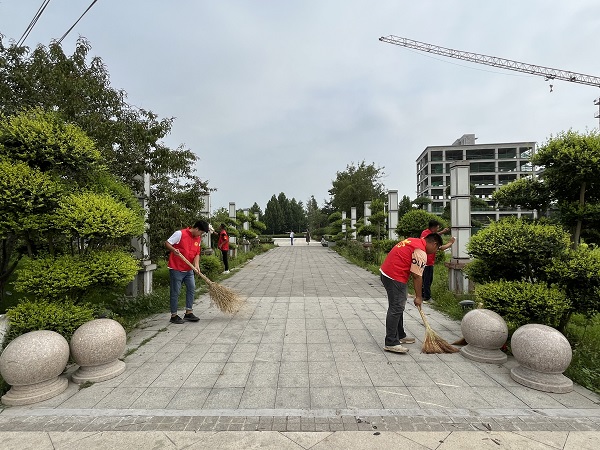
xmin=511 ymin=324 xmax=572 ymax=373
xmin=70 ymin=319 xmax=126 ymax=367
xmin=0 ymin=330 xmax=69 ymax=386
xmin=461 ymin=309 xmax=508 ymax=349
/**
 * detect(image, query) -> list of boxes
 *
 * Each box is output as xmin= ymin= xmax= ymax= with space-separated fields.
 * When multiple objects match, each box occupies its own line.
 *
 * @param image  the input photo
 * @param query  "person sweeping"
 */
xmin=379 ymin=233 xmax=442 ymax=353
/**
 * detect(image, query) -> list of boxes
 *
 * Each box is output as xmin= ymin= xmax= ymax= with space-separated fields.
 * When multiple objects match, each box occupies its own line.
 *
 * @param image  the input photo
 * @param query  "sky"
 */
xmin=1 ymin=1 xmax=600 ymax=214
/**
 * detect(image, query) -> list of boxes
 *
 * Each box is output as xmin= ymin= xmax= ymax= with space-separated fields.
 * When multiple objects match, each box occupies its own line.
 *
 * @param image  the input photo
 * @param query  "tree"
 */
xmin=492 ymin=176 xmax=551 ymax=217
xmin=398 ymin=195 xmax=412 ymax=219
xmin=264 ymin=195 xmax=284 ymax=234
xmin=0 ymin=38 xmax=209 ymax=260
xmin=249 ymin=202 xmax=263 ymax=221
xmin=412 ymin=197 xmax=432 ymax=210
xmin=289 ymin=198 xmax=307 ymax=232
xmin=306 ymin=196 xmax=327 ymax=236
xmin=396 ymin=210 xmax=446 ymax=240
xmin=328 ymin=161 xmax=386 ymax=217
xmin=532 ymin=130 xmax=600 ymax=247
xmin=0 ymin=109 xmax=143 ymax=303
xmin=368 ymin=198 xmax=388 ymax=240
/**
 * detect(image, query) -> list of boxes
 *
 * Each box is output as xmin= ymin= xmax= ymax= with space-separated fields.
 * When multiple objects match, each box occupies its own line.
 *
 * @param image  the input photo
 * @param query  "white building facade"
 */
xmin=416 ymin=134 xmax=537 ymax=225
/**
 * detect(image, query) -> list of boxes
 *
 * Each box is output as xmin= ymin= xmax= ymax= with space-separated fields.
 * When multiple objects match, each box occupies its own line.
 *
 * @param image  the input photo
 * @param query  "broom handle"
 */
xmin=174 ymin=251 xmax=213 ymax=285
xmin=416 ymin=304 xmax=432 ymax=330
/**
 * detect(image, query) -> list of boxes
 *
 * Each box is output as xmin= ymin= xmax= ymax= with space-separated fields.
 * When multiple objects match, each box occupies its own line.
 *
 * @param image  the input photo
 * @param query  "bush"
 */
xmin=475 ymin=280 xmax=571 ymax=332
xmin=396 ymin=210 xmax=446 ymax=239
xmin=15 ymin=250 xmax=139 ymax=301
xmin=200 ymin=254 xmax=224 ymax=280
xmin=465 ymin=218 xmax=570 ymax=283
xmin=3 ymin=299 xmax=95 ymax=345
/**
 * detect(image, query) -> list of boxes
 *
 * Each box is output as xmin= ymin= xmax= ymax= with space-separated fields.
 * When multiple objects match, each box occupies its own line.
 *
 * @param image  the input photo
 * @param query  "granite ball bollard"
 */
xmin=70 ymin=318 xmax=126 ymax=384
xmin=510 ymin=324 xmax=573 ymax=393
xmin=460 ymin=309 xmax=508 ymax=364
xmin=0 ymin=330 xmax=69 ymax=406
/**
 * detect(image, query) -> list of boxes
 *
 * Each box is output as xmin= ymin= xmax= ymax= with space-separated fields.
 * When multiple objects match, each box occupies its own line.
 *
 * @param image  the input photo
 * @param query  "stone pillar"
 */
xmin=447 ymin=162 xmax=472 ymax=293
xmin=387 ymin=190 xmax=398 ymax=240
xmin=351 ymin=207 xmax=357 ymax=240
xmin=200 ymin=193 xmax=212 ymax=249
xmin=128 ymin=173 xmax=156 ymax=296
xmin=364 ymin=201 xmax=372 ymax=244
xmin=229 ymin=202 xmax=237 ymax=258
xmin=341 ymin=211 xmax=347 ymax=238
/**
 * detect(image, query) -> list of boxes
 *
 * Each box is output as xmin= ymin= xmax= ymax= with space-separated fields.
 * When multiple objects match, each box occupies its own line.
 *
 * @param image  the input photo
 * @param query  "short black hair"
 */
xmin=424 ymin=233 xmax=443 ymax=247
xmin=192 ymin=220 xmax=210 ymax=232
xmin=428 ymin=220 xmax=440 ymax=229
xmin=220 ymin=223 xmax=226 ymax=229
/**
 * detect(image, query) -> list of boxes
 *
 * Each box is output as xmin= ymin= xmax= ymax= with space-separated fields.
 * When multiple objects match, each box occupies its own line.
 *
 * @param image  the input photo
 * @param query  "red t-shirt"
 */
xmin=167 ymin=228 xmax=201 ymax=271
xmin=420 ymin=228 xmax=436 ymax=266
xmin=218 ymin=229 xmax=229 ymax=251
xmin=380 ymin=238 xmax=427 ymax=283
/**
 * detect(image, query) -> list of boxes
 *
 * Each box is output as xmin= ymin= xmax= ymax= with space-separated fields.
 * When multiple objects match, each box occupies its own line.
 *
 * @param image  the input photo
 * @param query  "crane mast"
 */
xmin=379 ymin=35 xmax=600 ymax=88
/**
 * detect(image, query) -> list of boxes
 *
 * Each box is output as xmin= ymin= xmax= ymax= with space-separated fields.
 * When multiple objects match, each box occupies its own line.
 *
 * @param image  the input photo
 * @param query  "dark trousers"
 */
xmin=422 ymin=265 xmax=434 ymax=300
xmin=381 ymin=273 xmax=407 ymax=346
xmin=221 ymin=249 xmax=229 ymax=271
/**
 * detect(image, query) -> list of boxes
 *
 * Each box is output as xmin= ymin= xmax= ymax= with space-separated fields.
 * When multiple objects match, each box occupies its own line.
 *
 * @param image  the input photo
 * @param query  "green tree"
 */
xmin=398 ymin=195 xmax=412 ymax=219
xmin=249 ymin=202 xmax=263 ymax=221
xmin=412 ymin=196 xmax=432 ymax=210
xmin=289 ymin=198 xmax=307 ymax=232
xmin=532 ymin=130 xmax=600 ymax=247
xmin=264 ymin=195 xmax=284 ymax=234
xmin=493 ymin=176 xmax=551 ymax=217
xmin=368 ymin=198 xmax=387 ymax=240
xmin=328 ymin=161 xmax=386 ymax=218
xmin=396 ymin=209 xmax=446 ymax=240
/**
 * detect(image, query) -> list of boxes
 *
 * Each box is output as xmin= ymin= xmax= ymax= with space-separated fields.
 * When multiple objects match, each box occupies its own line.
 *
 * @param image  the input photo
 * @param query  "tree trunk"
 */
xmin=573 ymin=182 xmax=586 ymax=249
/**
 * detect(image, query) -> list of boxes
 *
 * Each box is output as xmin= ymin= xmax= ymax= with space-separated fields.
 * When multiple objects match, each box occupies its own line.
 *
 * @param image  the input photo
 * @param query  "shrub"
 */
xmin=475 ymin=280 xmax=571 ymax=332
xmin=396 ymin=210 xmax=446 ymax=239
xmin=465 ymin=218 xmax=570 ymax=283
xmin=545 ymin=245 xmax=600 ymax=328
xmin=3 ymin=299 xmax=95 ymax=345
xmin=200 ymin=254 xmax=223 ymax=280
xmin=15 ymin=250 xmax=139 ymax=301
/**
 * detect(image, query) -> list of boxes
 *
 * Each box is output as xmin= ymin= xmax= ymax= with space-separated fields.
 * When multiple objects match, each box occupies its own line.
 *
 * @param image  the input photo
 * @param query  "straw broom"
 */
xmin=175 ymin=252 xmax=243 ymax=314
xmin=416 ymin=305 xmax=460 ymax=354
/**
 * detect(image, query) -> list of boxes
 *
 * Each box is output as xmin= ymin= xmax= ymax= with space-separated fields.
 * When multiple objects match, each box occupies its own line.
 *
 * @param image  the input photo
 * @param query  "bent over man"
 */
xmin=379 ymin=233 xmax=443 ymax=353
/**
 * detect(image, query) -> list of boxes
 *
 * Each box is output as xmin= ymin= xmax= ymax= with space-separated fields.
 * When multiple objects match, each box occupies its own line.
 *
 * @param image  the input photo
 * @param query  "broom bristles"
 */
xmin=417 ymin=306 xmax=460 ymax=354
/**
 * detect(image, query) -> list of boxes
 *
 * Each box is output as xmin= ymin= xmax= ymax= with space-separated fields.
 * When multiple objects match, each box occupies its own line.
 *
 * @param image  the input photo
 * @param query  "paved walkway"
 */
xmin=1 ymin=242 xmax=599 ymax=449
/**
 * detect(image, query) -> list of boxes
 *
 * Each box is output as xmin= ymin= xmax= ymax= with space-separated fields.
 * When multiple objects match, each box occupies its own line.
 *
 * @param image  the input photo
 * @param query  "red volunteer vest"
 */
xmin=168 ymin=228 xmax=201 ymax=271
xmin=380 ymin=238 xmax=427 ymax=283
xmin=218 ymin=230 xmax=229 ymax=251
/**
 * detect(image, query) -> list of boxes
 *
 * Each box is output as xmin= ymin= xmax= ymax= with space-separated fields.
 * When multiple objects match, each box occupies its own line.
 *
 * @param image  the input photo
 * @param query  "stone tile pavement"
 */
xmin=1 ymin=240 xmax=599 ymax=448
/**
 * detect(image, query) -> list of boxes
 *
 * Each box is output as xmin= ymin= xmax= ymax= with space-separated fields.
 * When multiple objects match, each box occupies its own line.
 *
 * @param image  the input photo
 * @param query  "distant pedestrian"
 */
xmin=165 ymin=220 xmax=210 ymax=324
xmin=380 ymin=233 xmax=443 ymax=353
xmin=305 ymin=230 xmax=310 ymax=245
xmin=420 ymin=220 xmax=455 ymax=303
xmin=217 ymin=223 xmax=230 ymax=274
xmin=290 ymin=231 xmax=294 ymax=245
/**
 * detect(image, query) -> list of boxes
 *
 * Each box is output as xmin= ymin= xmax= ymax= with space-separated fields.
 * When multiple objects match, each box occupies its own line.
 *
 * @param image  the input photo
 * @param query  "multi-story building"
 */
xmin=416 ymin=134 xmax=536 ymax=224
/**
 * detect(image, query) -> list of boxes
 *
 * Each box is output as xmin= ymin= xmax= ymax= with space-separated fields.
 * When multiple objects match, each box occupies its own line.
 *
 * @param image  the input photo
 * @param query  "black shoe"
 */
xmin=184 ymin=312 xmax=200 ymax=322
xmin=170 ymin=315 xmax=184 ymax=324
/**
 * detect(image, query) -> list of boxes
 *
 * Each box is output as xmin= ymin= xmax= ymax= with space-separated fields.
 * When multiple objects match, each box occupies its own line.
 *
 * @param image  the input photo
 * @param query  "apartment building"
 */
xmin=416 ymin=134 xmax=536 ymax=224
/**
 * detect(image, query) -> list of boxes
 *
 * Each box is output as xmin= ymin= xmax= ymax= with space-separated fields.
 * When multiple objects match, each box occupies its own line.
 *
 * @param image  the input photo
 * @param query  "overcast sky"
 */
xmin=2 ymin=1 xmax=599 ymax=213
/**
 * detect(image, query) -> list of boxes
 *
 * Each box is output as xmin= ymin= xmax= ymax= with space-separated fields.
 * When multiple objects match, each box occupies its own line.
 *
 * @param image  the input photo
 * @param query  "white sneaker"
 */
xmin=223 ymin=270 xmax=230 ymax=274
xmin=384 ymin=344 xmax=409 ymax=353
xmin=399 ymin=337 xmax=415 ymax=344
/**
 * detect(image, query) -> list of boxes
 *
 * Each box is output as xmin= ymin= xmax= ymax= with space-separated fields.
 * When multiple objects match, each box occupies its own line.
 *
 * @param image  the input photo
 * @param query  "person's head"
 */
xmin=190 ymin=220 xmax=210 ymax=237
xmin=428 ymin=220 xmax=441 ymax=232
xmin=423 ymin=233 xmax=443 ymax=254
xmin=220 ymin=223 xmax=226 ymax=230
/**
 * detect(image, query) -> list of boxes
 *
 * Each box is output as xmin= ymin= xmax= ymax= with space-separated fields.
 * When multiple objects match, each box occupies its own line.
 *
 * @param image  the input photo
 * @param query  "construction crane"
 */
xmin=379 ymin=35 xmax=600 ymax=88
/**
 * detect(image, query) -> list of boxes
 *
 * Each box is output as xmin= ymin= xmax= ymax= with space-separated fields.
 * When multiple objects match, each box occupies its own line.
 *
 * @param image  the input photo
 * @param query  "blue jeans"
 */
xmin=381 ymin=273 xmax=408 ymax=346
xmin=170 ymin=269 xmax=195 ymax=314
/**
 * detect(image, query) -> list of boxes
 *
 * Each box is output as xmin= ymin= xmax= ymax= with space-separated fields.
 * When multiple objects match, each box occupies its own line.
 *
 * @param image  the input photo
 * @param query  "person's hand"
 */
xmin=414 ymin=297 xmax=423 ymax=308
xmin=450 ymin=236 xmax=456 ymax=243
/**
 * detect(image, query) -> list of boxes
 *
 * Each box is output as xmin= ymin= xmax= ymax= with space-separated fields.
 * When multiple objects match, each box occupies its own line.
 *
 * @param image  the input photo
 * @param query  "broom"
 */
xmin=175 ymin=252 xmax=243 ymax=314
xmin=416 ymin=305 xmax=460 ymax=354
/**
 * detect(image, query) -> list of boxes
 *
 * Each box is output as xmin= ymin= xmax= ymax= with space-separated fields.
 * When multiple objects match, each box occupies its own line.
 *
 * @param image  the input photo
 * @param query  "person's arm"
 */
xmin=165 ymin=230 xmax=182 ymax=256
xmin=440 ymin=236 xmax=456 ymax=251
xmin=413 ymin=275 xmax=423 ymax=307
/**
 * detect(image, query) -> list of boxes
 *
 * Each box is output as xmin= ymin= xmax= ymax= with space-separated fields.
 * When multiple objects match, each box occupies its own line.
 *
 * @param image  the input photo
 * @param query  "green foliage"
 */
xmin=15 ymin=251 xmax=139 ymax=301
xmin=564 ymin=313 xmax=600 ymax=395
xmin=372 ymin=239 xmax=399 ymax=254
xmin=475 ymin=280 xmax=571 ymax=332
xmin=396 ymin=209 xmax=445 ymax=239
xmin=398 ymin=195 xmax=412 ymax=219
xmin=54 ymin=192 xmax=145 ymax=246
xmin=328 ymin=161 xmax=386 ymax=217
xmin=492 ymin=176 xmax=551 ymax=216
xmin=200 ymin=254 xmax=223 ymax=280
xmin=545 ymin=245 xmax=600 ymax=321
xmin=465 ymin=218 xmax=570 ymax=283
xmin=3 ymin=299 xmax=95 ymax=344
xmin=412 ymin=196 xmax=432 ymax=209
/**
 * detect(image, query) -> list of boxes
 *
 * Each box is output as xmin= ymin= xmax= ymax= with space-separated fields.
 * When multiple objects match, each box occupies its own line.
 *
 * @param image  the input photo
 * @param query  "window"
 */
xmin=431 ymin=163 xmax=444 ymax=174
xmin=498 ymin=161 xmax=517 ymax=172
xmin=431 ymin=176 xmax=444 ymax=187
xmin=466 ymin=148 xmax=494 ymax=160
xmin=498 ymin=174 xmax=517 ymax=185
xmin=519 ymin=147 xmax=533 ymax=159
xmin=431 ymin=189 xmax=444 ymax=199
xmin=470 ymin=162 xmax=495 ymax=172
xmin=432 ymin=202 xmax=444 ymax=213
xmin=446 ymin=150 xmax=464 ymax=161
xmin=431 ymin=151 xmax=443 ymax=161
xmin=470 ymin=175 xmax=496 ymax=185
xmin=498 ymin=147 xmax=517 ymax=159
xmin=519 ymin=161 xmax=533 ymax=172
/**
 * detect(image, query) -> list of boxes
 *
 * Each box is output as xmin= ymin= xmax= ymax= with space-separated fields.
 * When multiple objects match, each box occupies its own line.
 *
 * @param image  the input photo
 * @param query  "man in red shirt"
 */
xmin=420 ymin=220 xmax=455 ymax=303
xmin=165 ymin=220 xmax=210 ymax=324
xmin=380 ymin=233 xmax=443 ymax=353
xmin=217 ymin=223 xmax=230 ymax=274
